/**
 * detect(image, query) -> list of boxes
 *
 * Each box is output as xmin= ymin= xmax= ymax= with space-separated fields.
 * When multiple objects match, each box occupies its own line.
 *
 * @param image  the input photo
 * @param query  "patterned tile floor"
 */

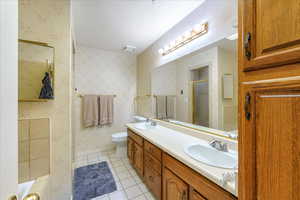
xmin=74 ymin=150 xmax=157 ymax=200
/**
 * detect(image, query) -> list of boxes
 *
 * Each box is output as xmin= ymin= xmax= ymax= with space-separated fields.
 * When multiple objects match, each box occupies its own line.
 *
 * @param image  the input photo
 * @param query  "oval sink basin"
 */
xmin=134 ymin=123 xmax=156 ymax=130
xmin=184 ymin=144 xmax=237 ymax=169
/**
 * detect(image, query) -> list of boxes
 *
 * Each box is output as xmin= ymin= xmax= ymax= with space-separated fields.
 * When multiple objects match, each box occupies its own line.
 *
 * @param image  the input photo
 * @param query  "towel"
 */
xmin=166 ymin=96 xmax=175 ymax=119
xmin=82 ymin=95 xmax=99 ymax=128
xmin=156 ymin=96 xmax=167 ymax=119
xmin=99 ymin=95 xmax=114 ymax=126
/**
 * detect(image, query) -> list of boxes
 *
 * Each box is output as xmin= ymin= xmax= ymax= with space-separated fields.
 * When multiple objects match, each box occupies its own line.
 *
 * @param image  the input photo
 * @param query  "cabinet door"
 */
xmin=240 ymin=0 xmax=300 ymax=71
xmin=239 ymin=82 xmax=300 ymax=200
xmin=134 ymin=143 xmax=144 ymax=176
xmin=127 ymin=137 xmax=133 ymax=163
xmin=190 ymin=189 xmax=207 ymax=200
xmin=145 ymin=165 xmax=162 ymax=200
xmin=163 ymin=168 xmax=188 ymax=200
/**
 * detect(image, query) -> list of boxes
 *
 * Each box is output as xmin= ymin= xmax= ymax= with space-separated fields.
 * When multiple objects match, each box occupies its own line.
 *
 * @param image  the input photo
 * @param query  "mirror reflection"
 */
xmin=152 ymin=38 xmax=237 ymax=138
xmin=18 ymin=40 xmax=54 ymax=101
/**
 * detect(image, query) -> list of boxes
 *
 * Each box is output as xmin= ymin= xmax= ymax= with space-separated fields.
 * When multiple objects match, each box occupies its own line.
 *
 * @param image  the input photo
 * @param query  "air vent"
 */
xmin=123 ymin=45 xmax=136 ymax=53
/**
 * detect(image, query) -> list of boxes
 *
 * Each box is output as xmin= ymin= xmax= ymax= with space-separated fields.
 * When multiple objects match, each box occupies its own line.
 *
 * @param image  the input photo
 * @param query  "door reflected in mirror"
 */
xmin=151 ymin=38 xmax=237 ymax=138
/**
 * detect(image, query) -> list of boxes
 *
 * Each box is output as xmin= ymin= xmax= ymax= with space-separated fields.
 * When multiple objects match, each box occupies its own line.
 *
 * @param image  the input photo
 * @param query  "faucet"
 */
xmin=146 ymin=118 xmax=157 ymax=126
xmin=209 ymin=140 xmax=229 ymax=152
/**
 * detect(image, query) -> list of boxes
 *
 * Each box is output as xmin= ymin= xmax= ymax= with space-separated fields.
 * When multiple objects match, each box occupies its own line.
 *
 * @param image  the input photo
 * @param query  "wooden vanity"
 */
xmin=127 ymin=128 xmax=237 ymax=200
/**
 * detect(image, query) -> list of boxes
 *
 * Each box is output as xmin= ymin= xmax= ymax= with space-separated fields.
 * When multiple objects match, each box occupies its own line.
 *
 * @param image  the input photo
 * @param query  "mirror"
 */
xmin=152 ymin=38 xmax=237 ymax=138
xmin=18 ymin=40 xmax=54 ymax=102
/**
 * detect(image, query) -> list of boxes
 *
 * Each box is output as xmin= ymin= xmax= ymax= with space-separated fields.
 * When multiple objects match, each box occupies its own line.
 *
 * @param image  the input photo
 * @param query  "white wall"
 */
xmin=73 ymin=46 xmax=137 ymax=155
xmin=0 ymin=0 xmax=18 ymax=199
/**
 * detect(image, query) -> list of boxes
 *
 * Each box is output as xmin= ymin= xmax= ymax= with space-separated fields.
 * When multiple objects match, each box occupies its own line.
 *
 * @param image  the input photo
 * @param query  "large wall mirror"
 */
xmin=18 ymin=40 xmax=55 ymax=102
xmin=152 ymin=38 xmax=237 ymax=139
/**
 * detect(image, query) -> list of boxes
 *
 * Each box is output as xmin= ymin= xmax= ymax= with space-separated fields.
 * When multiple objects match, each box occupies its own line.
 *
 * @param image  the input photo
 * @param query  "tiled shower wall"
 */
xmin=18 ymin=118 xmax=50 ymax=183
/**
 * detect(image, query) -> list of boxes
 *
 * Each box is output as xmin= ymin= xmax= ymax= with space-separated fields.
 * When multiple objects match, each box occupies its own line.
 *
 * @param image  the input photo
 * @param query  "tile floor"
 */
xmin=73 ymin=150 xmax=157 ymax=200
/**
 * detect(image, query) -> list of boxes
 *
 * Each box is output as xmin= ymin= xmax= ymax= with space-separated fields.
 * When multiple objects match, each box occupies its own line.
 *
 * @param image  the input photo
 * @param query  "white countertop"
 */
xmin=126 ymin=123 xmax=237 ymax=196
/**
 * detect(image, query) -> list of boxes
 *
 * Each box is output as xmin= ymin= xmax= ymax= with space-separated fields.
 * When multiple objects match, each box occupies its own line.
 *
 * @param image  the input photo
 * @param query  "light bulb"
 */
xmin=170 ymin=41 xmax=176 ymax=48
xmin=158 ymin=48 xmax=164 ymax=55
xmin=193 ymin=24 xmax=202 ymax=33
xmin=183 ymin=31 xmax=191 ymax=39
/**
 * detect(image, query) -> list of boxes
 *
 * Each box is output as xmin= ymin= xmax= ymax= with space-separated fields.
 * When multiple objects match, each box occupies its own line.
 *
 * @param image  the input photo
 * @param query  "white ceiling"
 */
xmin=71 ymin=0 xmax=205 ymax=53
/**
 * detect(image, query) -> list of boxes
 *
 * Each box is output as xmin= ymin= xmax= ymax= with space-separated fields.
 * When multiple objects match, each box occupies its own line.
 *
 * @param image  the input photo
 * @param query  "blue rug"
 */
xmin=73 ymin=161 xmax=117 ymax=200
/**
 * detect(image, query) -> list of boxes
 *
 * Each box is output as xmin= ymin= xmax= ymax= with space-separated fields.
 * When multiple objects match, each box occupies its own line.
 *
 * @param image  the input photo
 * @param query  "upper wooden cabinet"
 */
xmin=240 ymin=0 xmax=300 ymax=71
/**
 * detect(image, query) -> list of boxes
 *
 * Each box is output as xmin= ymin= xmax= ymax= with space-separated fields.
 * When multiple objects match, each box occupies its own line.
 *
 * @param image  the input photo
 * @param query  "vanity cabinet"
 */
xmin=127 ymin=128 xmax=237 ymax=200
xmin=190 ymin=189 xmax=207 ymax=200
xmin=163 ymin=168 xmax=188 ymax=200
xmin=127 ymin=129 xmax=144 ymax=176
xmin=163 ymin=153 xmax=237 ymax=200
xmin=144 ymin=140 xmax=162 ymax=200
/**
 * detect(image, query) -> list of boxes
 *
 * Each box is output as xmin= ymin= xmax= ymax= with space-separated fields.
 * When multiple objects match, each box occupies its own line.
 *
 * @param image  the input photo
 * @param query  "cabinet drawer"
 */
xmin=128 ymin=129 xmax=143 ymax=146
xmin=144 ymin=140 xmax=161 ymax=161
xmin=163 ymin=153 xmax=237 ymax=200
xmin=144 ymin=151 xmax=161 ymax=174
xmin=145 ymin=165 xmax=161 ymax=200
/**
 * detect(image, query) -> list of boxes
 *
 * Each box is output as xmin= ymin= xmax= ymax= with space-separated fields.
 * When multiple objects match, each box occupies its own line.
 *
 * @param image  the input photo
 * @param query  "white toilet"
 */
xmin=112 ymin=132 xmax=128 ymax=158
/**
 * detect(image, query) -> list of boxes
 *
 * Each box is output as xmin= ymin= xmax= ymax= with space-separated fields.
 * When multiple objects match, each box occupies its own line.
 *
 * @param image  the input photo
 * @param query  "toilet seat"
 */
xmin=112 ymin=132 xmax=128 ymax=142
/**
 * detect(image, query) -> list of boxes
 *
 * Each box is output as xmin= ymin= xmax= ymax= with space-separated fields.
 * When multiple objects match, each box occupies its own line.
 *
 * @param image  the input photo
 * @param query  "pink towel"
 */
xmin=82 ymin=95 xmax=99 ymax=128
xmin=99 ymin=95 xmax=114 ymax=126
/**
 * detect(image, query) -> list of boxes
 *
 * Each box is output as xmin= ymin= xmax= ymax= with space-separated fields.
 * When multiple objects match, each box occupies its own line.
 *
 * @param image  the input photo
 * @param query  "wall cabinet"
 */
xmin=240 ymin=0 xmax=300 ymax=72
xmin=239 ymin=82 xmax=300 ymax=200
xmin=239 ymin=0 xmax=300 ymax=199
xmin=127 ymin=128 xmax=237 ymax=200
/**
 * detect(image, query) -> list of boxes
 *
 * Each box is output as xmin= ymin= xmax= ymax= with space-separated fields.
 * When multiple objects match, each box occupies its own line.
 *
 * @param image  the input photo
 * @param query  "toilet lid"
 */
xmin=112 ymin=132 xmax=127 ymax=139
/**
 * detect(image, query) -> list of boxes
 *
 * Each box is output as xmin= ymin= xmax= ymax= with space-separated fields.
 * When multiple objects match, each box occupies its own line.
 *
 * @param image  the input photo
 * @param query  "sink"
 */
xmin=184 ymin=144 xmax=237 ymax=169
xmin=134 ymin=122 xmax=156 ymax=130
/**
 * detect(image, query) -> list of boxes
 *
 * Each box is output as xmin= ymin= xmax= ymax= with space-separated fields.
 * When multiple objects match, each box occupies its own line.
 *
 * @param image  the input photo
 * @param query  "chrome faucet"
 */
xmin=146 ymin=118 xmax=157 ymax=126
xmin=209 ymin=140 xmax=228 ymax=152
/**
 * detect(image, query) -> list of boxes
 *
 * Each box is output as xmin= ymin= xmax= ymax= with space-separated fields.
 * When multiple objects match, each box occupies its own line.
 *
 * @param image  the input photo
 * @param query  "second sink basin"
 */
xmin=184 ymin=143 xmax=237 ymax=169
xmin=134 ymin=122 xmax=156 ymax=130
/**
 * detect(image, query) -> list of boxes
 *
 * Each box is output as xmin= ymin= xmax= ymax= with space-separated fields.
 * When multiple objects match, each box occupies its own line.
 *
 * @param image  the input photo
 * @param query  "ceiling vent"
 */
xmin=123 ymin=45 xmax=137 ymax=53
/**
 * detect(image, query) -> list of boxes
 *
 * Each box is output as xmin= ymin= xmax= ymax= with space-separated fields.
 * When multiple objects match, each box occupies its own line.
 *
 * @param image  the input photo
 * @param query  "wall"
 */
xmin=19 ymin=0 xmax=72 ymax=199
xmin=73 ymin=46 xmax=137 ymax=155
xmin=0 ymin=0 xmax=18 ymax=198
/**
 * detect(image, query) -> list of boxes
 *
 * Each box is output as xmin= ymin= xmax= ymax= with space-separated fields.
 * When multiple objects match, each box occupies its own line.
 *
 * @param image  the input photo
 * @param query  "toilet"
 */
xmin=112 ymin=132 xmax=128 ymax=158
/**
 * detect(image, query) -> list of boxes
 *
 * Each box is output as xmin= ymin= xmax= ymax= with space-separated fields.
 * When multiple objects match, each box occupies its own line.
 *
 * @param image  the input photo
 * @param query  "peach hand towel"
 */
xmin=82 ymin=95 xmax=99 ymax=128
xmin=99 ymin=95 xmax=114 ymax=126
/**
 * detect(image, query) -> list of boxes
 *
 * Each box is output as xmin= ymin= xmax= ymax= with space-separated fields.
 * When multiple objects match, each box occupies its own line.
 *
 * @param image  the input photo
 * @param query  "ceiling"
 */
xmin=71 ymin=0 xmax=205 ymax=54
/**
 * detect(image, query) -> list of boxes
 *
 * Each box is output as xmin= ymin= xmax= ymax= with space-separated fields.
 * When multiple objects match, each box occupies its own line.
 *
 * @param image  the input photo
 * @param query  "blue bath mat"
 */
xmin=73 ymin=161 xmax=117 ymax=200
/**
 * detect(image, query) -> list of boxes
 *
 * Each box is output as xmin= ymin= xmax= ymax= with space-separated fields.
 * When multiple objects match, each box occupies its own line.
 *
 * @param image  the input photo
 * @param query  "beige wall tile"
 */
xmin=30 ymin=139 xmax=50 ymax=160
xmin=19 ymin=119 xmax=29 ymax=141
xmin=30 ymin=158 xmax=50 ymax=179
xmin=19 ymin=141 xmax=29 ymax=163
xmin=30 ymin=118 xmax=50 ymax=139
xmin=19 ymin=161 xmax=30 ymax=183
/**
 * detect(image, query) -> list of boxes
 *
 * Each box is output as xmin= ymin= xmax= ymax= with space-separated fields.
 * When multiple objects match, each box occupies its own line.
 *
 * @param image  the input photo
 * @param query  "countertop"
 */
xmin=126 ymin=123 xmax=237 ymax=196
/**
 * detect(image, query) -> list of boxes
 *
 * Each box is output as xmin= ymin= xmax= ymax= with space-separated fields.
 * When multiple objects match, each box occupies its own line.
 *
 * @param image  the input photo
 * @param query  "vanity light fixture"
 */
xmin=158 ymin=22 xmax=208 ymax=56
